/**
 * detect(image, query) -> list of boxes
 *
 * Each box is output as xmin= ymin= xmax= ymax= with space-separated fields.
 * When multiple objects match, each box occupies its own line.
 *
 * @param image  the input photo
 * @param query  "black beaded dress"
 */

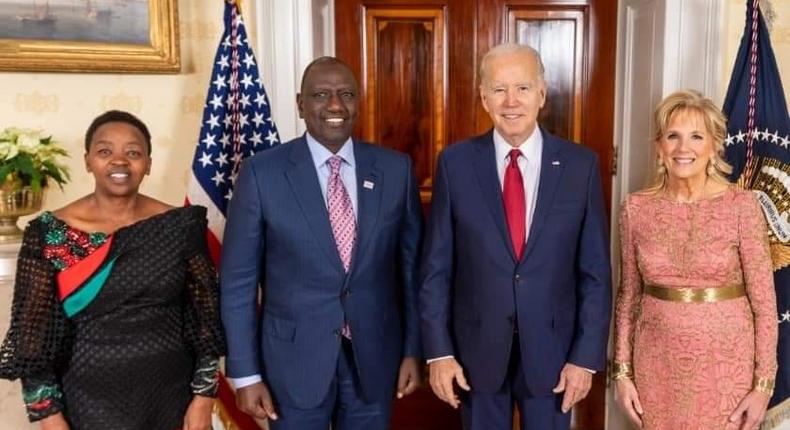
xmin=0 ymin=206 xmax=225 ymax=430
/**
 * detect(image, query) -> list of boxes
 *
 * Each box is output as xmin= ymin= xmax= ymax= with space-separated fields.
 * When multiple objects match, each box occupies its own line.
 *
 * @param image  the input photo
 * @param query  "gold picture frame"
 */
xmin=0 ymin=0 xmax=179 ymax=73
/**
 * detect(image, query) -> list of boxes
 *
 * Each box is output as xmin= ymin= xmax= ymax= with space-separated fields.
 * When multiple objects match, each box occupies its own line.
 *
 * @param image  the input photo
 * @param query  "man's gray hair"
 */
xmin=479 ymin=43 xmax=545 ymax=83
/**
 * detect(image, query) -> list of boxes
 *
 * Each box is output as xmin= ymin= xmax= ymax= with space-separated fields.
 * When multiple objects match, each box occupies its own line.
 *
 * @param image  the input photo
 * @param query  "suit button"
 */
xmin=341 ymin=289 xmax=351 ymax=298
xmin=514 ymin=274 xmax=521 ymax=282
xmin=333 ymin=329 xmax=341 ymax=337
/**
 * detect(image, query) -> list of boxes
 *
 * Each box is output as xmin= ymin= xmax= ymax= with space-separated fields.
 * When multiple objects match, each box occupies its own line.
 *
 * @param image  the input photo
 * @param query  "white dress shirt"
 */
xmin=231 ymin=133 xmax=358 ymax=390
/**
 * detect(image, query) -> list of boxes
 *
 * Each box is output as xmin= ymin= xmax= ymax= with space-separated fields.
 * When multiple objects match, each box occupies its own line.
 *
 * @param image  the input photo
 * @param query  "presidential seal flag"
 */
xmin=722 ymin=0 xmax=789 ymax=428
xmin=185 ymin=1 xmax=280 ymax=428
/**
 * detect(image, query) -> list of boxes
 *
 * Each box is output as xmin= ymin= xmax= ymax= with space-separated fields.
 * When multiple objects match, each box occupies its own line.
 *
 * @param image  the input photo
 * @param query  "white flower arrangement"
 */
xmin=0 ymin=127 xmax=70 ymax=192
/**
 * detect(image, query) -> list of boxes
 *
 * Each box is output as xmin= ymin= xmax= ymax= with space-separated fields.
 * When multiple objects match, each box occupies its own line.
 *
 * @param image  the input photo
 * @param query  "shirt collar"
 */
xmin=305 ymin=132 xmax=356 ymax=170
xmin=493 ymin=126 xmax=543 ymax=164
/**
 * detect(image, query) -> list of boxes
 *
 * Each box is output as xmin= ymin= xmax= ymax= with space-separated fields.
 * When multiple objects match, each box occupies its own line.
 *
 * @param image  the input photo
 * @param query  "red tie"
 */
xmin=504 ymin=149 xmax=526 ymax=261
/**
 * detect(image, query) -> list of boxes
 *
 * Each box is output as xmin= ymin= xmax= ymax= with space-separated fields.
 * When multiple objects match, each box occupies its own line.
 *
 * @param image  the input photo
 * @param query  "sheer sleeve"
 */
xmin=0 ymin=220 xmax=69 ymax=420
xmin=737 ymin=192 xmax=778 ymax=385
xmin=183 ymin=207 xmax=225 ymax=397
xmin=613 ymin=196 xmax=643 ymax=369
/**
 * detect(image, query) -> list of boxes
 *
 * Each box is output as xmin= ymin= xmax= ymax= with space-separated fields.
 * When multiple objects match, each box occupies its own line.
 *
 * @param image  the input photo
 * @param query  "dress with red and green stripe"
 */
xmin=0 ymin=207 xmax=225 ymax=428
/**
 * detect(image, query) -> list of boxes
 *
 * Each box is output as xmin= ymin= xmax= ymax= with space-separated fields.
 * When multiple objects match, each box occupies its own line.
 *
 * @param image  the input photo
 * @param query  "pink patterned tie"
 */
xmin=327 ymin=156 xmax=356 ymax=339
xmin=327 ymin=156 xmax=357 ymax=272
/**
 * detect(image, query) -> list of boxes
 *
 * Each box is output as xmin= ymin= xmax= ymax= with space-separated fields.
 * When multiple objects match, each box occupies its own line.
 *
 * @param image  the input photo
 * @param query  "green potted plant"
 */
xmin=0 ymin=127 xmax=70 ymax=242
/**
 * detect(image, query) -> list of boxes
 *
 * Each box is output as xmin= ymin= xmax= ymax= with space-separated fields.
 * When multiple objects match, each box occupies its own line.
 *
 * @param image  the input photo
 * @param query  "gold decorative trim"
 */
xmin=14 ymin=91 xmax=59 ymax=114
xmin=213 ymin=399 xmax=241 ymax=430
xmin=643 ymin=284 xmax=746 ymax=303
xmin=760 ymin=397 xmax=790 ymax=430
xmin=0 ymin=0 xmax=179 ymax=73
xmin=770 ymin=243 xmax=790 ymax=271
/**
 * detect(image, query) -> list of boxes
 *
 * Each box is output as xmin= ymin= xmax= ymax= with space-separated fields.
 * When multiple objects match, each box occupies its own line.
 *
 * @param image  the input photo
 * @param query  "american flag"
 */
xmin=722 ymin=0 xmax=789 ymax=428
xmin=185 ymin=1 xmax=279 ymax=428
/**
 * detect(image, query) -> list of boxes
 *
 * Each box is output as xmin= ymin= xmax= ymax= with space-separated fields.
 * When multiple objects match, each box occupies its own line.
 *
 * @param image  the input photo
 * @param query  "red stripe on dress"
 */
xmin=206 ymin=231 xmax=222 ymax=270
xmin=56 ymin=236 xmax=114 ymax=301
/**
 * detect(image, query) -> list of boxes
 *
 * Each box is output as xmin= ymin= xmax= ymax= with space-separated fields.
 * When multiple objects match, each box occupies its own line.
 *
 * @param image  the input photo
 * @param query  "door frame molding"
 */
xmin=253 ymin=0 xmax=335 ymax=142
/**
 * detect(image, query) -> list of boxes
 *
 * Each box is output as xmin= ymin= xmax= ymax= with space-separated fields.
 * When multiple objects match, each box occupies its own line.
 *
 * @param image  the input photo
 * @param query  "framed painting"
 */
xmin=0 ymin=0 xmax=179 ymax=73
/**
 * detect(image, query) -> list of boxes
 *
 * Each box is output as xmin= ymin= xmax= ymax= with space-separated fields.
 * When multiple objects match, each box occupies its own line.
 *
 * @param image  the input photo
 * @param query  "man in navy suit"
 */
xmin=220 ymin=57 xmax=422 ymax=430
xmin=420 ymin=43 xmax=611 ymax=429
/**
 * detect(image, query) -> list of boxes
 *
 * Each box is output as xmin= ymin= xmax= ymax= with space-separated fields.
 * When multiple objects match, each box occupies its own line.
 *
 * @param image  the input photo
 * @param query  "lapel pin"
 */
xmin=551 ymin=160 xmax=561 ymax=166
xmin=363 ymin=180 xmax=375 ymax=190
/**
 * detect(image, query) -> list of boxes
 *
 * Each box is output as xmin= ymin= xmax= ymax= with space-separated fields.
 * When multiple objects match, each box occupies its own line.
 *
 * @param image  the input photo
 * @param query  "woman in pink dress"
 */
xmin=613 ymin=90 xmax=778 ymax=430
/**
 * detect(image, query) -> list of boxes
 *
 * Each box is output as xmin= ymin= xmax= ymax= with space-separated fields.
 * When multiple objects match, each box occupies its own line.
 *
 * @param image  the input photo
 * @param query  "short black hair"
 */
xmin=299 ymin=56 xmax=356 ymax=94
xmin=84 ymin=110 xmax=152 ymax=154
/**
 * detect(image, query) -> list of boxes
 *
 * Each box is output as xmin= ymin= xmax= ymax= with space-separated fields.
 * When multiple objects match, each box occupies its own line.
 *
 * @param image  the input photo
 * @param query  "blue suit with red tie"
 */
xmin=420 ymin=128 xmax=611 ymax=429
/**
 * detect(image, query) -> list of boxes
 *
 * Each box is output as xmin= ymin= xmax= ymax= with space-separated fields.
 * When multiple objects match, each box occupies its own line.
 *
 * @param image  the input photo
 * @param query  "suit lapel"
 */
xmin=350 ymin=141 xmax=381 ymax=272
xmin=523 ymin=130 xmax=564 ymax=262
xmin=473 ymin=132 xmax=517 ymax=262
xmin=284 ymin=138 xmax=345 ymax=273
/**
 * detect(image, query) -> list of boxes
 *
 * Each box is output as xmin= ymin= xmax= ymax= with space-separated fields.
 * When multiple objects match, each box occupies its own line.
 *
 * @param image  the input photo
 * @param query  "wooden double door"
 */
xmin=336 ymin=1 xmax=616 ymax=428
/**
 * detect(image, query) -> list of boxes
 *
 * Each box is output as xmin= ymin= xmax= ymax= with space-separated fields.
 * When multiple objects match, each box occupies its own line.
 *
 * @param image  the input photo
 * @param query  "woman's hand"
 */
xmin=729 ymin=389 xmax=771 ymax=430
xmin=39 ymin=412 xmax=70 ymax=430
xmin=182 ymin=395 xmax=214 ymax=430
xmin=614 ymin=378 xmax=643 ymax=428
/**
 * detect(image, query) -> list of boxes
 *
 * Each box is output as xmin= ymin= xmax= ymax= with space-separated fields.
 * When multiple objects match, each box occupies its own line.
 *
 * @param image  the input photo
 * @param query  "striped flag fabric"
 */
xmin=186 ymin=1 xmax=280 ymax=428
xmin=722 ymin=1 xmax=789 ymax=428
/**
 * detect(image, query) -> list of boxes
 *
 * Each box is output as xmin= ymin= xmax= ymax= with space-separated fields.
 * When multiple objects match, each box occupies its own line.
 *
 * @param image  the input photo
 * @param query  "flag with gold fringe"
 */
xmin=722 ymin=1 xmax=789 ymax=428
xmin=186 ymin=1 xmax=279 ymax=428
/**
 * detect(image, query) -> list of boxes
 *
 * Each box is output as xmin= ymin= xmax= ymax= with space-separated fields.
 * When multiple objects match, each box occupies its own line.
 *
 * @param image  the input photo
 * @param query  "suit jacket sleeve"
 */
xmin=399 ymin=157 xmax=423 ymax=358
xmin=568 ymin=155 xmax=612 ymax=371
xmin=220 ymin=160 xmax=266 ymax=378
xmin=419 ymin=152 xmax=455 ymax=359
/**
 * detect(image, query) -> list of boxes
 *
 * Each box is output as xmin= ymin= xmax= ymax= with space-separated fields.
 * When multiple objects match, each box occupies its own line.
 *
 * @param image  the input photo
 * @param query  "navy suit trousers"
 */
xmin=461 ymin=336 xmax=572 ymax=430
xmin=270 ymin=339 xmax=392 ymax=430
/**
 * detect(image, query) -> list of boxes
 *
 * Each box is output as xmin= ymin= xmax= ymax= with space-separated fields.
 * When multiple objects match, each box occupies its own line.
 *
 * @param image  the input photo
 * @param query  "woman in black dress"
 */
xmin=0 ymin=110 xmax=225 ymax=430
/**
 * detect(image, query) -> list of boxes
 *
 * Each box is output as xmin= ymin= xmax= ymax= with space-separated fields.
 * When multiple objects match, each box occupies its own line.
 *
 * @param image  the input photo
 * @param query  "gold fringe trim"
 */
xmin=737 ymin=172 xmax=748 ymax=190
xmin=760 ymin=397 xmax=790 ymax=430
xmin=771 ymin=243 xmax=790 ymax=271
xmin=213 ymin=399 xmax=265 ymax=430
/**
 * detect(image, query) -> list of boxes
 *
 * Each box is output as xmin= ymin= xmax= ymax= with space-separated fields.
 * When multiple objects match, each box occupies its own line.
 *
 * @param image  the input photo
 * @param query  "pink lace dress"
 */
xmin=614 ymin=187 xmax=778 ymax=429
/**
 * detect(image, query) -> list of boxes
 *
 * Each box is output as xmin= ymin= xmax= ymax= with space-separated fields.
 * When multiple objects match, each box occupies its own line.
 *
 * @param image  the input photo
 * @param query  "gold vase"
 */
xmin=0 ymin=187 xmax=43 ymax=243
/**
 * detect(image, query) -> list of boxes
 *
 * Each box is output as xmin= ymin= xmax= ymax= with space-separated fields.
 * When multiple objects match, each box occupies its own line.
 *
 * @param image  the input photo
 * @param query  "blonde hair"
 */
xmin=643 ymin=89 xmax=733 ymax=194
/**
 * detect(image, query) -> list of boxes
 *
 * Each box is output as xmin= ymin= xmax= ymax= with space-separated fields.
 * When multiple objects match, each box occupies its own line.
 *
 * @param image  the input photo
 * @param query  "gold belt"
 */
xmin=643 ymin=284 xmax=746 ymax=303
